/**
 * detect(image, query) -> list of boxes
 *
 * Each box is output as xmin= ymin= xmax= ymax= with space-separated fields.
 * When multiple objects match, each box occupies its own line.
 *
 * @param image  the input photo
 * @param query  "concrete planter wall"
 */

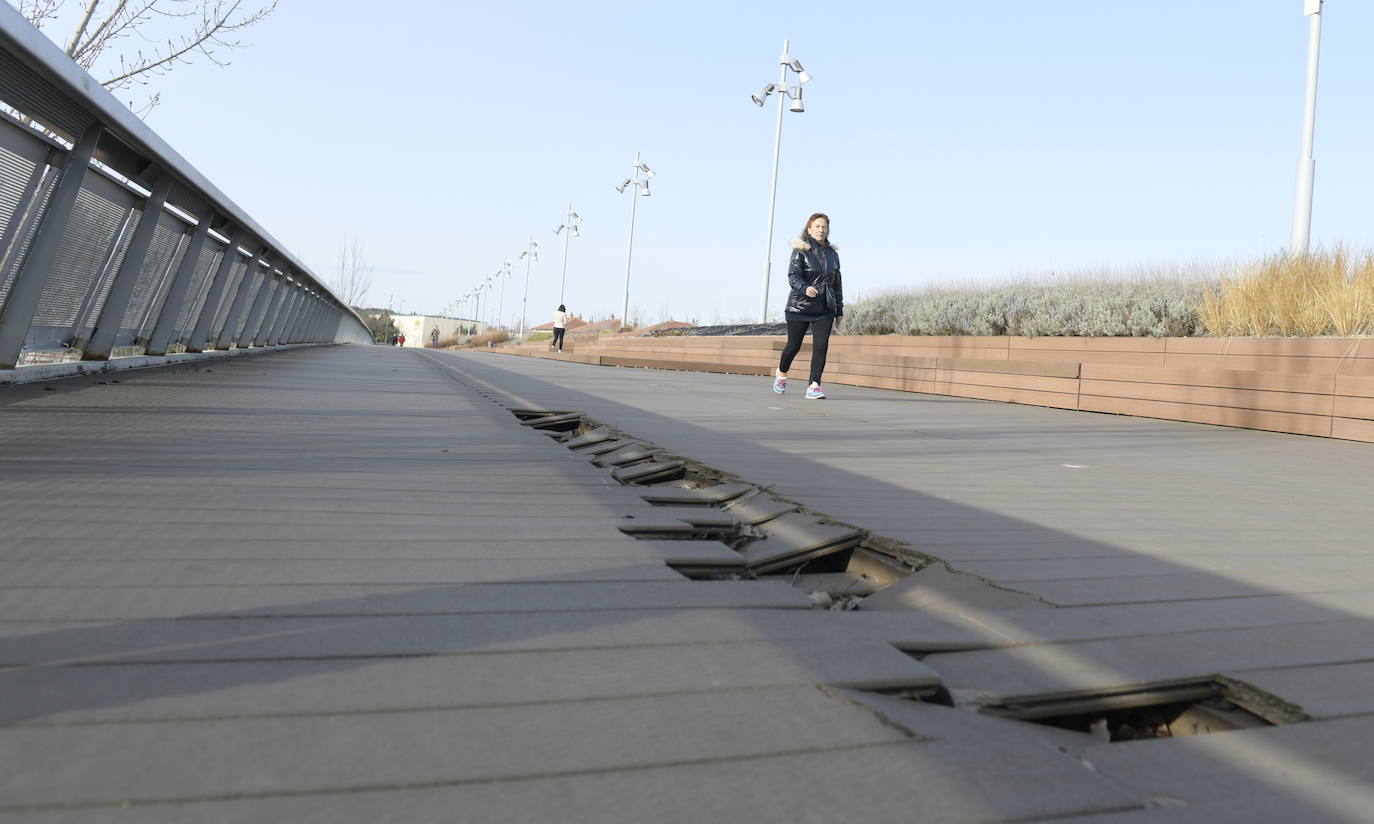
xmin=502 ymin=335 xmax=1374 ymax=444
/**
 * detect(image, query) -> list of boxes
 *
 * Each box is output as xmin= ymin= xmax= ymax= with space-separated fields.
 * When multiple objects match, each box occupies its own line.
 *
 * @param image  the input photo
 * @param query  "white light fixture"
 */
xmin=749 ymin=38 xmax=813 ymax=322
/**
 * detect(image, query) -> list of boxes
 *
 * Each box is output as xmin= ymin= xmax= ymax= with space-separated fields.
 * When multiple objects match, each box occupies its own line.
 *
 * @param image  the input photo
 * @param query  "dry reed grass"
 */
xmin=435 ymin=329 xmax=511 ymax=348
xmin=1199 ymin=248 xmax=1374 ymax=337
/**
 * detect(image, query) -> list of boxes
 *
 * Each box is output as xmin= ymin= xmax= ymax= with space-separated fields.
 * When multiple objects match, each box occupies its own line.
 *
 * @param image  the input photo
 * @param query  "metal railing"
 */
xmin=0 ymin=6 xmax=371 ymax=370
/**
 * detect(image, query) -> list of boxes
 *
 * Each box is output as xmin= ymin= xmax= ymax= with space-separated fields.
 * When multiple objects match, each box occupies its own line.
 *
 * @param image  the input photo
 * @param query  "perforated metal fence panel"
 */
xmin=118 ymin=218 xmax=187 ymax=347
xmin=208 ymin=255 xmax=248 ymax=340
xmin=173 ymin=243 xmax=223 ymax=340
xmin=28 ymin=173 xmax=135 ymax=348
xmin=0 ymin=119 xmax=56 ymax=313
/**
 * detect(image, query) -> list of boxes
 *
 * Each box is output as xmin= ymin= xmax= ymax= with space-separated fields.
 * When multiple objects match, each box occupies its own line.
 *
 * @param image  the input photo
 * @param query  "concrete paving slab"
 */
xmin=926 ymin=619 xmax=1374 ymax=705
xmin=0 ymin=608 xmax=995 ymax=664
xmin=1009 ymin=571 xmax=1374 ymax=605
xmin=0 ymin=580 xmax=809 ymax=621
xmin=0 ymin=639 xmax=937 ymax=725
xmin=1079 ymin=715 xmax=1374 ymax=819
xmin=958 ymin=554 xmax=1374 ymax=583
xmin=1040 ymin=795 xmax=1363 ymax=824
xmin=0 ymin=686 xmax=915 ymax=808
xmin=0 ymin=558 xmax=689 ymax=586
xmin=1229 ymin=661 xmax=1374 ymax=720
xmin=0 ymin=537 xmax=745 ymax=566
xmin=0 ymin=519 xmax=634 ymax=541
xmin=2 ymin=741 xmax=1140 ymax=824
xmin=870 ymin=591 xmax=1374 ymax=650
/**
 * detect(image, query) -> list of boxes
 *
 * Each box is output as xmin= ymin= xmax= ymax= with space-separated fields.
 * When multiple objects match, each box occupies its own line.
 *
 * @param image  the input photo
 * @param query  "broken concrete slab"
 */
xmin=1226 ymin=661 xmax=1374 ymax=721
xmin=861 ymin=563 xmax=1050 ymax=612
xmin=739 ymin=512 xmax=864 ymax=574
xmin=636 ymin=482 xmax=754 ymax=506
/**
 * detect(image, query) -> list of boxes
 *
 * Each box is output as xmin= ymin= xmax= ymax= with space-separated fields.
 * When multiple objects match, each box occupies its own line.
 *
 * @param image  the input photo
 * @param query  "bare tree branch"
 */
xmin=17 ymin=0 xmax=67 ymax=30
xmin=332 ymin=236 xmax=374 ymax=308
xmin=14 ymin=0 xmax=277 ymax=116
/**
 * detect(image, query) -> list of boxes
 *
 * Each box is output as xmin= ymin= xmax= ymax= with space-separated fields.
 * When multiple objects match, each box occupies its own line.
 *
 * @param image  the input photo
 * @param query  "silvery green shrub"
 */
xmin=845 ymin=271 xmax=1213 ymax=337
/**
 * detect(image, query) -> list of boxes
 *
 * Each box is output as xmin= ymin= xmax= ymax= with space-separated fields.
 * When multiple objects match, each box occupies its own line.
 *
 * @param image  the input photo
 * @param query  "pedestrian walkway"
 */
xmin=1 ymin=345 xmax=1372 ymax=821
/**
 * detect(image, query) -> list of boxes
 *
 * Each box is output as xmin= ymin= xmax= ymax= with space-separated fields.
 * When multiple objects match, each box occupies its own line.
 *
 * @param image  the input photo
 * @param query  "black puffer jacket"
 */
xmin=784 ymin=237 xmax=843 ymax=319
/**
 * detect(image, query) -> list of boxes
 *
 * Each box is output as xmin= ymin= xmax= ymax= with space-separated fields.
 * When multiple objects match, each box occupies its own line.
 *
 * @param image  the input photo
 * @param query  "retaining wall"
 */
xmin=500 ymin=335 xmax=1374 ymax=444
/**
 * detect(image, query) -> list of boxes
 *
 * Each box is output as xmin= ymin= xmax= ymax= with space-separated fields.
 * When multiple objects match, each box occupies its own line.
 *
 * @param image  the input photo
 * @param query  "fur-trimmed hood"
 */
xmin=790 ymin=237 xmax=837 ymax=251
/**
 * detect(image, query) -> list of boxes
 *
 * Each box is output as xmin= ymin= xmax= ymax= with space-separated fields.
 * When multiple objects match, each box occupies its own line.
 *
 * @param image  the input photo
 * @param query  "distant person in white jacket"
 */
xmin=551 ymin=305 xmax=567 ymax=352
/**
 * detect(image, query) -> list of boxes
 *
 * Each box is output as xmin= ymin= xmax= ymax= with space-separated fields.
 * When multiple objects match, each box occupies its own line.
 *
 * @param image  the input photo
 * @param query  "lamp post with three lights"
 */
xmin=749 ymin=39 xmax=811 ymax=322
xmin=615 ymin=152 xmax=653 ymax=331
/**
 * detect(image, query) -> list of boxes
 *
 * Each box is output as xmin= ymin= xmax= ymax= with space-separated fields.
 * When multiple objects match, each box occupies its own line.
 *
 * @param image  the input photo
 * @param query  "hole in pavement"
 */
xmin=504 ymin=409 xmax=1316 ymax=735
xmin=510 ymin=409 xmax=924 ymax=601
xmin=982 ymin=680 xmax=1284 ymax=741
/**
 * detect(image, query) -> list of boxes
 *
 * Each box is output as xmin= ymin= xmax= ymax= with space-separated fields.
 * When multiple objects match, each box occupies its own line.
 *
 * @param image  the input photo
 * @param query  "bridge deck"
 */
xmin=1 ymin=345 xmax=1372 ymax=821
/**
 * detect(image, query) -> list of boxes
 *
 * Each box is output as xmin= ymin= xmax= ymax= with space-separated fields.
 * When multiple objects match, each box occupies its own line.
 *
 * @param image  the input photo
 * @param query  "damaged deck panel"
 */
xmin=426 ymin=348 xmax=1374 ymax=816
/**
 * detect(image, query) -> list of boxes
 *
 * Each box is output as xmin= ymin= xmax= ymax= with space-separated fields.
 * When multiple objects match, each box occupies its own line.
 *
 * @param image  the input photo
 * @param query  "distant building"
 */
xmin=391 ymin=314 xmax=480 ymax=347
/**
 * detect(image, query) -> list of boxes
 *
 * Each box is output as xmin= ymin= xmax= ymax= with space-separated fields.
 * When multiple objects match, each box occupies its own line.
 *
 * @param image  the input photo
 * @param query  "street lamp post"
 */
xmin=1291 ymin=0 xmax=1324 ymax=256
xmin=495 ymin=260 xmax=512 ymax=331
xmin=519 ymin=235 xmax=540 ymax=338
xmin=750 ymin=39 xmax=811 ymax=322
xmin=555 ymin=204 xmax=582 ymax=306
xmin=615 ymin=151 xmax=654 ymax=331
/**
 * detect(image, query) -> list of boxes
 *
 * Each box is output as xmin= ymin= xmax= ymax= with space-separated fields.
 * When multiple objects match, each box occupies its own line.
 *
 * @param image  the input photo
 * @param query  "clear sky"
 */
xmin=24 ymin=1 xmax=1374 ymax=327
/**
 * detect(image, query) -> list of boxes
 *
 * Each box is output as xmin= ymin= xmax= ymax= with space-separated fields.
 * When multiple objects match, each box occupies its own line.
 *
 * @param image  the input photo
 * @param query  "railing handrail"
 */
xmin=0 ymin=3 xmax=369 ymax=335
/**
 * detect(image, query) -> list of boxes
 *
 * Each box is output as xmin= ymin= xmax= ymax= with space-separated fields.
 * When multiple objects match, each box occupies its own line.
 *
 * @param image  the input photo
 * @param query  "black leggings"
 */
xmin=551 ymin=327 xmax=565 ymax=350
xmin=778 ymin=316 xmax=834 ymax=385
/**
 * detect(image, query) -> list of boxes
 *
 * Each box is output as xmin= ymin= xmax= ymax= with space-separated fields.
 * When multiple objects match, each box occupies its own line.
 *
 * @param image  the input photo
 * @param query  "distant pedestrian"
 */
xmin=431 ymin=326 xmax=440 ymax=348
xmin=551 ymin=304 xmax=567 ymax=352
xmin=398 ymin=333 xmax=406 ymax=347
xmin=774 ymin=212 xmax=843 ymax=399
xmin=390 ymin=333 xmax=398 ymax=346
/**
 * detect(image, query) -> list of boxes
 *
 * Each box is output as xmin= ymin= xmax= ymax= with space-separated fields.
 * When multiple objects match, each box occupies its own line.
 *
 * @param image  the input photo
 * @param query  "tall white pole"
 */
xmin=497 ymin=264 xmax=507 ymax=331
xmin=1291 ymin=0 xmax=1323 ymax=255
xmin=758 ymin=39 xmax=790 ymax=323
xmin=520 ymin=236 xmax=534 ymax=339
xmin=559 ymin=203 xmax=573 ymax=305
xmin=621 ymin=152 xmax=641 ymax=331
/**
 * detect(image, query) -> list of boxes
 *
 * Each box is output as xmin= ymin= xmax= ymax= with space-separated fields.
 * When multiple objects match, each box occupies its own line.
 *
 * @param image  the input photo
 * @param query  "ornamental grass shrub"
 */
xmin=1198 ymin=248 xmax=1374 ymax=337
xmin=845 ymin=267 xmax=1214 ymax=337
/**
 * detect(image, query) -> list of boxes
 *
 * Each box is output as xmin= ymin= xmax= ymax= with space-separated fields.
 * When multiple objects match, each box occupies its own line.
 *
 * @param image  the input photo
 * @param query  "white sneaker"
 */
xmin=805 ymin=382 xmax=825 ymax=399
xmin=772 ymin=375 xmax=787 ymax=394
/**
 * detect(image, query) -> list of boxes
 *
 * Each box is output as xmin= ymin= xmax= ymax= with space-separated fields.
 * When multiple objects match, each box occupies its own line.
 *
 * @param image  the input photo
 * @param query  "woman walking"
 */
xmin=551 ymin=304 xmax=567 ymax=352
xmin=774 ymin=213 xmax=842 ymax=399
